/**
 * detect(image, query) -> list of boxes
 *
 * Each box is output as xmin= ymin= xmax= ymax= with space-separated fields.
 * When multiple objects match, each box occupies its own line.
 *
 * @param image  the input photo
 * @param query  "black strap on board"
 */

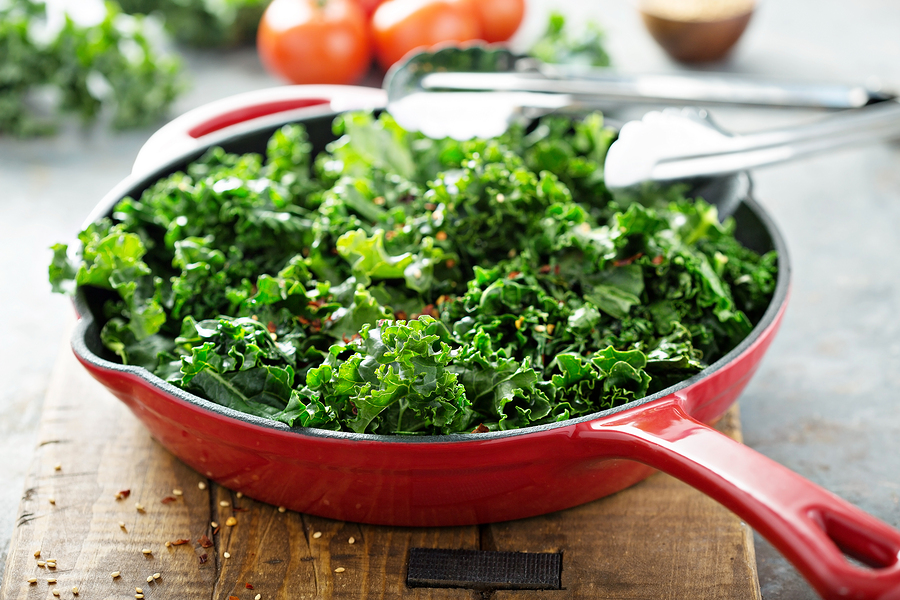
xmin=407 ymin=548 xmax=562 ymax=590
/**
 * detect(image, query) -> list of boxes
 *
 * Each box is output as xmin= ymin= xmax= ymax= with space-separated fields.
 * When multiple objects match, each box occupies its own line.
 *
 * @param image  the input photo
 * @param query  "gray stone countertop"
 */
xmin=2 ymin=1 xmax=899 ymax=598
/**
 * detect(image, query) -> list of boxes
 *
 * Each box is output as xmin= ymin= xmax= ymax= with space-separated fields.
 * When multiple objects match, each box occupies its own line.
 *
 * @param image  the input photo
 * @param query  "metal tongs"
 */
xmin=385 ymin=46 xmax=900 ymax=187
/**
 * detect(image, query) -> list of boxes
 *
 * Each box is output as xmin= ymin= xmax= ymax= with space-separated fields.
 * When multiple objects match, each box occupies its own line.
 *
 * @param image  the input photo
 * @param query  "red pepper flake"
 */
xmin=198 ymin=535 xmax=213 ymax=548
xmin=307 ymin=299 xmax=324 ymax=309
xmin=267 ymin=321 xmax=276 ymax=333
xmin=342 ymin=334 xmax=351 ymax=344
xmin=213 ymin=527 xmax=221 ymax=535
xmin=507 ymin=271 xmax=520 ymax=279
xmin=115 ymin=490 xmax=131 ymax=500
xmin=199 ymin=554 xmax=209 ymax=564
xmin=245 ymin=584 xmax=254 ymax=590
xmin=538 ymin=264 xmax=552 ymax=274
xmin=421 ymin=304 xmax=438 ymax=318
xmin=554 ymin=265 xmax=560 ymax=275
xmin=297 ymin=316 xmax=310 ymax=325
xmin=233 ymin=507 xmax=249 ymax=513
xmin=613 ymin=252 xmax=643 ymax=267
xmin=445 ymin=259 xmax=457 ymax=269
xmin=161 ymin=496 xmax=177 ymax=504
xmin=471 ymin=424 xmax=490 ymax=434
xmin=652 ymin=255 xmax=664 ymax=265
xmin=394 ymin=311 xmax=408 ymax=320
xmin=171 ymin=539 xmax=190 ymax=546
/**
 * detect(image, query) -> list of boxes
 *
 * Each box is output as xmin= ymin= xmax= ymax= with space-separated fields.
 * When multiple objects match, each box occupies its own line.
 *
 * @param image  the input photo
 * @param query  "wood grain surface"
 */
xmin=1 ymin=338 xmax=761 ymax=599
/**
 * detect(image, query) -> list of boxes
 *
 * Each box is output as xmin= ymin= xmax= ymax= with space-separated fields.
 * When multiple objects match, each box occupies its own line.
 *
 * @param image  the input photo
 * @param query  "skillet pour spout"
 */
xmin=71 ymin=85 xmax=900 ymax=600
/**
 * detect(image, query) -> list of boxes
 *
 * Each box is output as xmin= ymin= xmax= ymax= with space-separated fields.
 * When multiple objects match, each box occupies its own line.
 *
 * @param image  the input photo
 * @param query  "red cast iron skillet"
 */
xmin=71 ymin=85 xmax=900 ymax=600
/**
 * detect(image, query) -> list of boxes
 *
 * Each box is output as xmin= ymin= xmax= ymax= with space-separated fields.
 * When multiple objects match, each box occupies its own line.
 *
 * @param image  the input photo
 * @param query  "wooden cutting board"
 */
xmin=1 ymin=333 xmax=761 ymax=599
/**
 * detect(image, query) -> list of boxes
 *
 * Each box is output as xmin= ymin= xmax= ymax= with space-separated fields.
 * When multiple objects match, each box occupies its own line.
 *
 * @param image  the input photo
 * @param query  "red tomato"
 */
xmin=353 ymin=0 xmax=386 ymax=18
xmin=371 ymin=0 xmax=482 ymax=71
xmin=257 ymin=0 xmax=372 ymax=85
xmin=473 ymin=0 xmax=524 ymax=43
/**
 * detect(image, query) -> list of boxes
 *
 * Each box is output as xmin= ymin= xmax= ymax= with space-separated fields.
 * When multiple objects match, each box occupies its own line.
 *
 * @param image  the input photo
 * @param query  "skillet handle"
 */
xmin=132 ymin=85 xmax=387 ymax=177
xmin=587 ymin=400 xmax=900 ymax=600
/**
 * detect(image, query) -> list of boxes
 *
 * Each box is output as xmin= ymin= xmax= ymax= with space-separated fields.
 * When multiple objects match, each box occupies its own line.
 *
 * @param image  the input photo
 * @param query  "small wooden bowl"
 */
xmin=640 ymin=7 xmax=754 ymax=63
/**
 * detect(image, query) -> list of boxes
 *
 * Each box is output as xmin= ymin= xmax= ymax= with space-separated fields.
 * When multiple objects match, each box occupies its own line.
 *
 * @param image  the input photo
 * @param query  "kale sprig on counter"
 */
xmin=0 ymin=0 xmax=182 ymax=136
xmin=50 ymin=111 xmax=777 ymax=434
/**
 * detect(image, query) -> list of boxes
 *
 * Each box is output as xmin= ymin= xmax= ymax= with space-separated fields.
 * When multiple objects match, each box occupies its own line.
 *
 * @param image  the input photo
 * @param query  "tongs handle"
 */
xmin=651 ymin=100 xmax=900 ymax=182
xmin=420 ymin=66 xmax=892 ymax=110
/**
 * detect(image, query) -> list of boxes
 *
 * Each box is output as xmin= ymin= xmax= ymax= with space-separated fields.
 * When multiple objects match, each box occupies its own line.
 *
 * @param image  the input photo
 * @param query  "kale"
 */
xmin=51 ymin=112 xmax=777 ymax=434
xmin=0 ymin=0 xmax=183 ymax=136
xmin=529 ymin=11 xmax=612 ymax=68
xmin=117 ymin=0 xmax=269 ymax=48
